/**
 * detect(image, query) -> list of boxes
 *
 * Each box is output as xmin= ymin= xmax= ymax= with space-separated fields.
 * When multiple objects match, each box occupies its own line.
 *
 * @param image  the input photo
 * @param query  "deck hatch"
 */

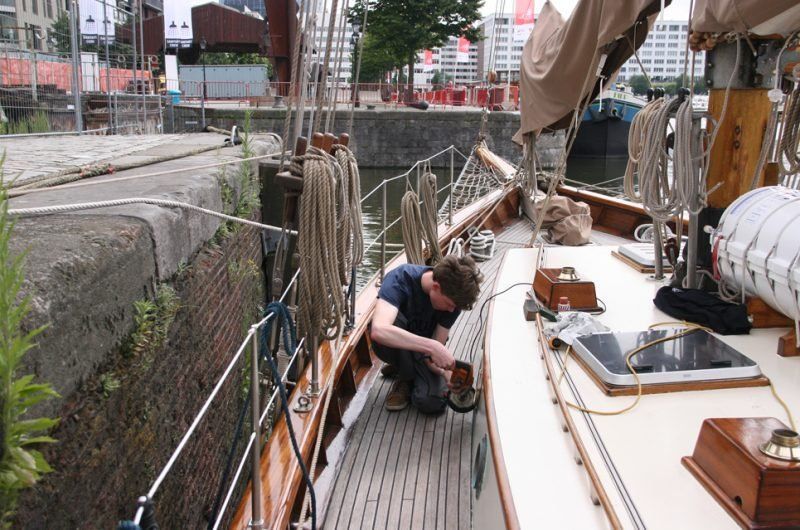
xmin=572 ymin=329 xmax=762 ymax=386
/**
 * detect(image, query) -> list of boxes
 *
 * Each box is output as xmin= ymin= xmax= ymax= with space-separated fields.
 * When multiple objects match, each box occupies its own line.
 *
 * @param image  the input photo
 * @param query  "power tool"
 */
xmin=446 ymin=360 xmax=478 ymax=413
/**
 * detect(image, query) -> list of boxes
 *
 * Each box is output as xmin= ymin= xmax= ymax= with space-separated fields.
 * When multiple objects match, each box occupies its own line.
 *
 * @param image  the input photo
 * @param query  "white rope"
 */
xmin=8 ymin=198 xmax=292 ymax=234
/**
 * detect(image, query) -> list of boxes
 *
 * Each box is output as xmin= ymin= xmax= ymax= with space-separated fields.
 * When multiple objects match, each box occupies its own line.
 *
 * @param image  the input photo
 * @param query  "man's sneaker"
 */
xmin=385 ymin=380 xmax=410 ymax=411
xmin=380 ymin=362 xmax=399 ymax=379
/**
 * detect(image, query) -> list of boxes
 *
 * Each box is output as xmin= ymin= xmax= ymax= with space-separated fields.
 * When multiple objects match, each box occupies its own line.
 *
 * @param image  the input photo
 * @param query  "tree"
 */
xmin=349 ymin=34 xmax=397 ymax=83
xmin=349 ymin=0 xmax=482 ymax=100
xmin=628 ymin=75 xmax=649 ymax=95
xmin=50 ymin=13 xmax=71 ymax=54
xmin=202 ymin=53 xmax=273 ymax=77
xmin=430 ymin=70 xmax=453 ymax=85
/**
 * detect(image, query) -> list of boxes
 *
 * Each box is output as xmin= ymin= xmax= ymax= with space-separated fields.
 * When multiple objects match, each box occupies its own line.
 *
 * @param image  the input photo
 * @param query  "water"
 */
xmin=264 ymin=156 xmax=627 ymax=289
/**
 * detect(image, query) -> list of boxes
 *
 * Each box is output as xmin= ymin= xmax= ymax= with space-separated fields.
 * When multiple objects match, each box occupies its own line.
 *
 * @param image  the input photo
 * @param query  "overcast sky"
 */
xmin=191 ymin=0 xmax=693 ymax=21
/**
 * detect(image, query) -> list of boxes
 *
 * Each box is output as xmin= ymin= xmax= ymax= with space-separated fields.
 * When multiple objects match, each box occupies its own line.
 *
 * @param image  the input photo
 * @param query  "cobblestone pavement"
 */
xmin=1 ymin=133 xmax=229 ymax=187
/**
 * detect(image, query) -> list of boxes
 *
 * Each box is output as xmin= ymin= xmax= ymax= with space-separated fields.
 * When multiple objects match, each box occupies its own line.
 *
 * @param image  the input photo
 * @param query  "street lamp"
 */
xmin=200 ymin=36 xmax=207 ymax=130
xmin=350 ymin=23 xmax=361 ymax=108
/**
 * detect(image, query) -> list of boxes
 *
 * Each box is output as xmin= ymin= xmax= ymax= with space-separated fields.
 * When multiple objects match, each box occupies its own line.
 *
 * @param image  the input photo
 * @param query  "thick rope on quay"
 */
xmin=296 ymin=147 xmax=345 ymax=341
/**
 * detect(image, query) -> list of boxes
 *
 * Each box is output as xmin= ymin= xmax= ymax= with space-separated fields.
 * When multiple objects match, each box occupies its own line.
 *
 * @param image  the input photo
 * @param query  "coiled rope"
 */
xmin=401 ymin=190 xmax=426 ymax=265
xmin=295 ymin=147 xmax=345 ymax=341
xmin=332 ymin=144 xmax=364 ymax=277
xmin=401 ymin=171 xmax=442 ymax=265
xmin=420 ymin=172 xmax=443 ymax=264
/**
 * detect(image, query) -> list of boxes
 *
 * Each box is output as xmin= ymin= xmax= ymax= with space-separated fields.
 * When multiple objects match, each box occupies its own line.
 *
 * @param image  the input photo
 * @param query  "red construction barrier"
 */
xmin=452 ymin=88 xmax=466 ymax=106
xmin=1 ymin=56 xmax=150 ymax=93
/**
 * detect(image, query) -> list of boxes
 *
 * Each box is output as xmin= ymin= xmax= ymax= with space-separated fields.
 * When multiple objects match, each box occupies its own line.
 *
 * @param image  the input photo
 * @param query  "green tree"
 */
xmin=50 ymin=13 xmax=71 ymax=54
xmin=628 ymin=74 xmax=649 ymax=95
xmin=430 ymin=70 xmax=452 ymax=85
xmin=350 ymin=34 xmax=398 ymax=83
xmin=204 ymin=53 xmax=273 ymax=72
xmin=349 ymin=0 xmax=483 ymax=100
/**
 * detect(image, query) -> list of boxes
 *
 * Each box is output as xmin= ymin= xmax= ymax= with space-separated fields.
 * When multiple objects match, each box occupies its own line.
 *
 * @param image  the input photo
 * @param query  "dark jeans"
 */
xmin=372 ymin=313 xmax=447 ymax=415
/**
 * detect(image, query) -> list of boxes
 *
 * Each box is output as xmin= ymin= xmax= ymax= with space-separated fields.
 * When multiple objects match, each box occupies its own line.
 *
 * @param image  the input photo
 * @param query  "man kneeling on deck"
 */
xmin=370 ymin=255 xmax=483 ymax=414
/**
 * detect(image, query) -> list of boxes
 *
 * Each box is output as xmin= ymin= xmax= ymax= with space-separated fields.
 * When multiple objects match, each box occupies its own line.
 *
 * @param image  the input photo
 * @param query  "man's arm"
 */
xmin=431 ymin=324 xmax=450 ymax=346
xmin=370 ymin=300 xmax=455 ymax=370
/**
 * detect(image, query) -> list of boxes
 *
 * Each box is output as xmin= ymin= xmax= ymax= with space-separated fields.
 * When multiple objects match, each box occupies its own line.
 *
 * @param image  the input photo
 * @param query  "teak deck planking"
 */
xmin=323 ymin=219 xmax=533 ymax=530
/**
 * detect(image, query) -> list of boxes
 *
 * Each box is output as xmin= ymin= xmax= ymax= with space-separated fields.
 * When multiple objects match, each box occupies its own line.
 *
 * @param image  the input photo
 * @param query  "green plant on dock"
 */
xmin=0 ymin=156 xmax=59 ymax=528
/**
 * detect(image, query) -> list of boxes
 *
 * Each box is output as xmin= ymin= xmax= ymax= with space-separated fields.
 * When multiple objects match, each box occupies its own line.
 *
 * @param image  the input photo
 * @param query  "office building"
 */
xmin=617 ymin=20 xmax=706 ymax=82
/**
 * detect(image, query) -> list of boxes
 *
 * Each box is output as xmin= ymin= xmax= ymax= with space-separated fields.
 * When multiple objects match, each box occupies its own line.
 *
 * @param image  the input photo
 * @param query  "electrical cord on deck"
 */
xmin=468 ymin=282 xmax=532 ymax=360
xmin=556 ymin=322 xmax=710 ymax=416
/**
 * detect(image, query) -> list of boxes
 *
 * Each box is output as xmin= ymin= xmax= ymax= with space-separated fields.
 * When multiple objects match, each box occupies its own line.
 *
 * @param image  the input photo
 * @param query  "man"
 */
xmin=370 ymin=255 xmax=483 ymax=414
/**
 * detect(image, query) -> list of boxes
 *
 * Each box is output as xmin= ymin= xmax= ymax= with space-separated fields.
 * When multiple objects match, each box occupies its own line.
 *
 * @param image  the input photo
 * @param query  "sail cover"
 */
xmin=691 ymin=0 xmax=800 ymax=35
xmin=515 ymin=0 xmax=663 ymax=142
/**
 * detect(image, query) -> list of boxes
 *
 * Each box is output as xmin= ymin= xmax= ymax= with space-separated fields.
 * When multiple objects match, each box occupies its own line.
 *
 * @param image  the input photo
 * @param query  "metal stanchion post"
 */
xmin=69 ymin=1 xmax=83 ymax=132
xmin=307 ymin=336 xmax=320 ymax=397
xmin=380 ymin=180 xmax=387 ymax=282
xmin=249 ymin=329 xmax=264 ymax=530
xmin=653 ymin=220 xmax=665 ymax=280
xmin=449 ymin=148 xmax=454 ymax=225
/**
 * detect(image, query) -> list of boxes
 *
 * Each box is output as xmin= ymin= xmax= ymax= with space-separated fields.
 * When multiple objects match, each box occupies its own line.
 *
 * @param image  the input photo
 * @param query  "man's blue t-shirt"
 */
xmin=378 ymin=264 xmax=460 ymax=338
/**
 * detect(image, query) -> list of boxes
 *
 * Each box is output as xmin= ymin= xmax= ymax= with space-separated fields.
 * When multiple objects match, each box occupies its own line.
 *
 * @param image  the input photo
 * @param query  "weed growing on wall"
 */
xmin=128 ymin=284 xmax=180 ymax=363
xmin=0 ymin=156 xmax=59 ymax=528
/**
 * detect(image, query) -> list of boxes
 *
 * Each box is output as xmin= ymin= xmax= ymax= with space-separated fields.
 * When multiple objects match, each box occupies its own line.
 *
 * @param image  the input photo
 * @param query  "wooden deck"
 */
xmin=322 ymin=219 xmax=534 ymax=530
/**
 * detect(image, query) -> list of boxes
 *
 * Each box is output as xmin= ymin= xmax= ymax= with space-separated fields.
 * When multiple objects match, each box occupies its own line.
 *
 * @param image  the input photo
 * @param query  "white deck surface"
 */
xmin=488 ymin=245 xmax=800 ymax=529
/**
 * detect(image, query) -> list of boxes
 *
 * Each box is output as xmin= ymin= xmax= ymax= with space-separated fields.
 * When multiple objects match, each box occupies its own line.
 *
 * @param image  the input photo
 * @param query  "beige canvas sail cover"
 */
xmin=691 ymin=0 xmax=800 ymax=35
xmin=515 ymin=0 xmax=662 ymax=142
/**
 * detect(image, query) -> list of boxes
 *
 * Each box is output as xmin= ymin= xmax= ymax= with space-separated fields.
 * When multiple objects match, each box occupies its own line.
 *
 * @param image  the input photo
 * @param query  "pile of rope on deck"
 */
xmin=292 ymin=143 xmax=364 ymax=343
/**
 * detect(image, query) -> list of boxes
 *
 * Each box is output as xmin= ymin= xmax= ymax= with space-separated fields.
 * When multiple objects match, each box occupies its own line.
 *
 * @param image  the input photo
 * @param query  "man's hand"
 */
xmin=427 ymin=340 xmax=455 ymax=371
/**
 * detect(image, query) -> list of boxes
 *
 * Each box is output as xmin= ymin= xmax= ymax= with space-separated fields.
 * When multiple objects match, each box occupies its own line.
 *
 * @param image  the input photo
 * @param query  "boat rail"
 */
xmin=127 ymin=144 xmax=479 ymax=529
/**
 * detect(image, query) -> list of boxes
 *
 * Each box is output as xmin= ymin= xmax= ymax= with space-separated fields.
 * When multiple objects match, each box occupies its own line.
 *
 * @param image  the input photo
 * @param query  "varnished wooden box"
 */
xmin=532 ymin=268 xmax=598 ymax=311
xmin=682 ymin=417 xmax=800 ymax=529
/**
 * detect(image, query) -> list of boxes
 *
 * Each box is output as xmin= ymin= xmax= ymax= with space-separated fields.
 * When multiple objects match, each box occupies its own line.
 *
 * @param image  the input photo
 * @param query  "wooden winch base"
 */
xmin=682 ymin=417 xmax=800 ymax=530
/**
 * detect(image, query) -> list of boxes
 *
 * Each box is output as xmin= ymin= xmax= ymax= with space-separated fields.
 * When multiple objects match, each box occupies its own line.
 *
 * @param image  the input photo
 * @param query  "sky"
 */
xmin=189 ymin=0 xmax=693 ymax=20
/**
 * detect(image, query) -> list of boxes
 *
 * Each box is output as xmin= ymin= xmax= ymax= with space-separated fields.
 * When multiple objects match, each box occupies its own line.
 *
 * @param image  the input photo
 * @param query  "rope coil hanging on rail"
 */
xmin=401 ymin=170 xmax=442 ymax=265
xmin=296 ymin=147 xmax=345 ymax=341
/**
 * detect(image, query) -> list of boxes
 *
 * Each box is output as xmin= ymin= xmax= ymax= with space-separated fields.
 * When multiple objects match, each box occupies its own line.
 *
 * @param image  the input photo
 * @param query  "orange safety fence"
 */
xmin=1 ymin=57 xmax=151 ymax=93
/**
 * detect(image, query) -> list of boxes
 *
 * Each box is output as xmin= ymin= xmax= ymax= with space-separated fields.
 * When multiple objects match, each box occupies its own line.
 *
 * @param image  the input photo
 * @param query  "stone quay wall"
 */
xmin=167 ymin=105 xmax=565 ymax=169
xmin=11 ymin=148 xmax=266 ymax=529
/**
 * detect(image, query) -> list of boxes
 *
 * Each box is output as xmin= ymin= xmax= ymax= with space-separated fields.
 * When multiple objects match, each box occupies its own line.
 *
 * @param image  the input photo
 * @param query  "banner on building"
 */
xmin=164 ymin=0 xmax=194 ymax=50
xmin=80 ymin=0 xmax=115 ymax=46
xmin=456 ymin=37 xmax=470 ymax=63
xmin=514 ymin=0 xmax=535 ymax=43
xmin=423 ymin=50 xmax=434 ymax=71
